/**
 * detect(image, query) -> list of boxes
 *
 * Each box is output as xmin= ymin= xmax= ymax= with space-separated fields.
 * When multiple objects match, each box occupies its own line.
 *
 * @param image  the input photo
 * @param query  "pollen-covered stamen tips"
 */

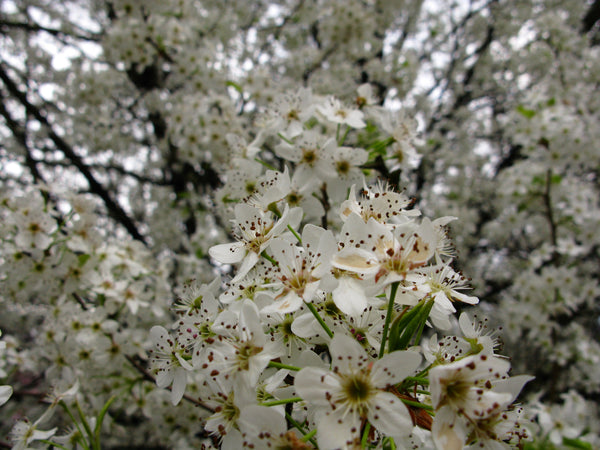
xmin=149 ymin=326 xmax=193 ymax=405
xmin=339 ymin=184 xmax=419 ymax=223
xmin=261 ymin=227 xmax=336 ymax=315
xmin=201 ymin=300 xmax=282 ymax=388
xmin=376 ymin=233 xmax=428 ymax=282
xmin=332 ymin=213 xmax=436 ymax=286
xmin=429 ymin=354 xmax=533 ymax=449
xmin=430 ymin=354 xmax=512 ymax=419
xmin=239 ymin=216 xmax=272 ymax=253
xmin=295 ymin=334 xmax=421 ymax=449
xmin=208 ymin=203 xmax=302 ymax=283
xmin=278 ymin=260 xmax=316 ymax=297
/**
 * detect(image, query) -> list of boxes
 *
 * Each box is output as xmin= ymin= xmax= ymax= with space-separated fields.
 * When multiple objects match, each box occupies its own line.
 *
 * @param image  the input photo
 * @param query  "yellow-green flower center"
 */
xmin=340 ymin=371 xmax=375 ymax=416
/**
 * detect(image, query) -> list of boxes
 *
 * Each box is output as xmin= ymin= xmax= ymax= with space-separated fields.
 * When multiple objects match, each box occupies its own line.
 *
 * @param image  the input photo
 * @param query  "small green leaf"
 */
xmin=365 ymin=121 xmax=378 ymax=134
xmin=226 ymin=80 xmax=243 ymax=93
xmin=532 ymin=174 xmax=545 ymax=186
xmin=367 ymin=137 xmax=396 ymax=156
xmin=562 ymin=437 xmax=593 ymax=449
xmin=221 ymin=195 xmax=239 ymax=204
xmin=517 ymin=105 xmax=536 ymax=119
xmin=304 ymin=116 xmax=319 ymax=129
xmin=78 ymin=253 xmax=91 ymax=267
xmin=155 ymin=35 xmax=166 ymax=52
xmin=389 ymin=299 xmax=434 ymax=351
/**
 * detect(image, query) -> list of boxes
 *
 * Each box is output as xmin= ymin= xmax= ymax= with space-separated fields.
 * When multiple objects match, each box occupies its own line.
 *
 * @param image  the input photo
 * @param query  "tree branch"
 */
xmin=0 ymin=19 xmax=101 ymax=42
xmin=583 ymin=0 xmax=600 ymax=32
xmin=0 ymin=63 xmax=147 ymax=244
xmin=0 ymin=92 xmax=46 ymax=183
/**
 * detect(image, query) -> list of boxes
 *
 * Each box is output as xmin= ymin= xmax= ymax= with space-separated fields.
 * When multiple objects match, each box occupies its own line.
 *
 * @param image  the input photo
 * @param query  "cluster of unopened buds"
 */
xmin=150 ymin=179 xmax=533 ymax=449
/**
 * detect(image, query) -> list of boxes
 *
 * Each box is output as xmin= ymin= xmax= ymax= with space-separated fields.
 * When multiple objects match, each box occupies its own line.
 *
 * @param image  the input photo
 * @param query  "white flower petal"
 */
xmin=332 ymin=277 xmax=368 ymax=317
xmin=221 ymin=429 xmax=244 ymax=449
xmin=295 ymin=367 xmax=340 ymax=405
xmin=316 ymin=409 xmax=360 ymax=450
xmin=175 ymin=352 xmax=194 ymax=371
xmin=493 ymin=374 xmax=535 ymax=403
xmin=332 ymin=248 xmax=380 ymax=274
xmin=368 ymin=392 xmax=414 ymax=439
xmin=432 ymin=405 xmax=468 ymax=450
xmin=433 ymin=290 xmax=455 ymax=313
xmin=0 ymin=385 xmax=12 ymax=406
xmin=452 ymin=291 xmax=479 ymax=305
xmin=170 ymin=368 xmax=187 ymax=405
xmin=209 ymin=241 xmax=246 ymax=264
xmin=371 ymin=350 xmax=421 ymax=387
xmin=238 ymin=405 xmax=286 ymax=438
xmin=31 ymin=427 xmax=58 ymax=442
xmin=150 ymin=325 xmax=170 ymax=346
xmin=458 ymin=312 xmax=477 ymax=338
xmin=262 ymin=291 xmax=304 ymax=315
xmin=240 ymin=299 xmax=263 ymax=342
xmin=231 ymin=250 xmax=260 ymax=282
xmin=155 ymin=367 xmax=174 ymax=389
xmin=329 ymin=334 xmax=367 ymax=373
xmin=291 ymin=312 xmax=325 ymax=339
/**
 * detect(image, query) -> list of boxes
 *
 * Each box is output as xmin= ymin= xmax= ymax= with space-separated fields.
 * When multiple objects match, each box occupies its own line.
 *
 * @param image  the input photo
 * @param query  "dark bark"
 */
xmin=0 ymin=63 xmax=147 ymax=244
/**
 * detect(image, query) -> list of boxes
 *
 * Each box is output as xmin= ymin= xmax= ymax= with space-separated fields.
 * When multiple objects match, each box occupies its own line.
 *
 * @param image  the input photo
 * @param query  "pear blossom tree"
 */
xmin=1 ymin=0 xmax=599 ymax=448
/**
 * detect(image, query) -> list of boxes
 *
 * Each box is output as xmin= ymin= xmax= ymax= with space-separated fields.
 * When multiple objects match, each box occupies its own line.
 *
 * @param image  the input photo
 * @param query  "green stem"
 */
xmin=277 ymin=133 xmax=295 ymax=145
xmin=286 ymin=412 xmax=307 ymax=434
xmin=379 ymin=282 xmax=399 ymax=358
xmin=254 ymin=157 xmax=277 ymax=171
xmin=268 ymin=361 xmax=301 ymax=371
xmin=404 ymin=376 xmax=429 ymax=385
xmin=261 ymin=250 xmax=278 ymax=266
xmin=59 ymin=401 xmax=90 ymax=450
xmin=306 ymin=302 xmax=334 ymax=338
xmin=400 ymin=398 xmax=434 ymax=412
xmin=415 ymin=363 xmax=433 ymax=379
xmin=385 ymin=436 xmax=397 ymax=450
xmin=261 ymin=397 xmax=303 ymax=406
xmin=94 ymin=395 xmax=116 ymax=449
xmin=361 ymin=422 xmax=371 ymax=448
xmin=40 ymin=441 xmax=70 ymax=450
xmin=287 ymin=224 xmax=302 ymax=244
xmin=301 ymin=428 xmax=317 ymax=442
xmin=338 ymin=125 xmax=351 ymax=145
xmin=286 ymin=413 xmax=318 ymax=447
xmin=75 ymin=400 xmax=95 ymax=449
xmin=267 ymin=203 xmax=283 ymax=218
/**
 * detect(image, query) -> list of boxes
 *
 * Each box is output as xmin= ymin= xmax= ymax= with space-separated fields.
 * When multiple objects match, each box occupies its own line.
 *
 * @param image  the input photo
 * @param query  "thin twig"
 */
xmin=0 ymin=63 xmax=147 ymax=244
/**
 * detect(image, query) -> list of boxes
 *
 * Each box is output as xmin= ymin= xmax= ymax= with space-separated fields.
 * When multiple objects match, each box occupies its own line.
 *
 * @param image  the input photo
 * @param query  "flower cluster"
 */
xmin=2 ymin=1 xmax=599 ymax=446
xmin=141 ymin=90 xmax=533 ymax=448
